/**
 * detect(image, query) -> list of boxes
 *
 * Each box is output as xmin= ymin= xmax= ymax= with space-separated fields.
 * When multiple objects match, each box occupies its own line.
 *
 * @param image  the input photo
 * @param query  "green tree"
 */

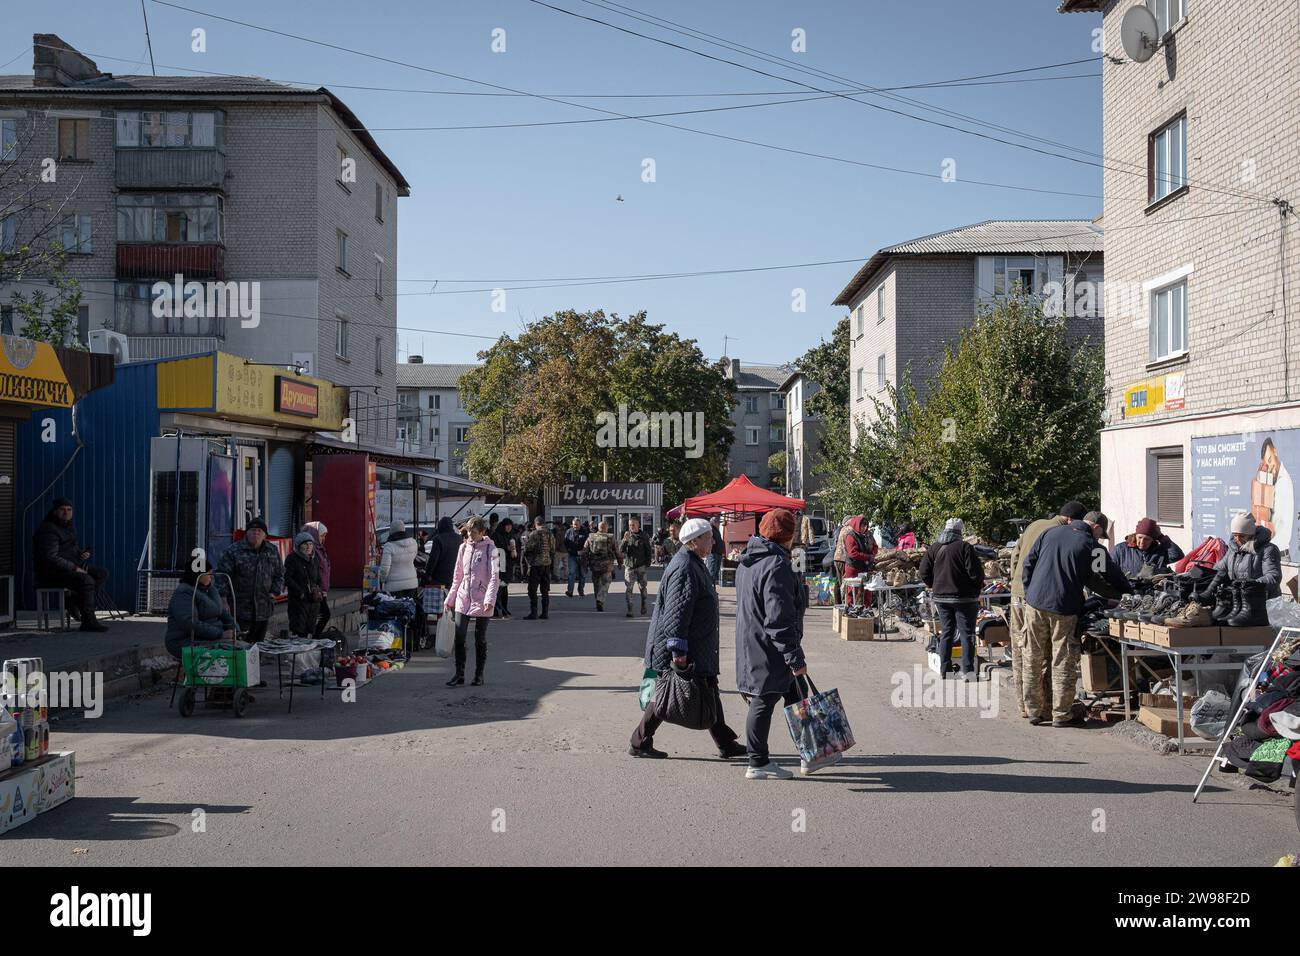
xmin=8 ymin=248 xmax=84 ymax=346
xmin=459 ymin=310 xmax=735 ymax=506
xmin=767 ymin=450 xmax=786 ymax=488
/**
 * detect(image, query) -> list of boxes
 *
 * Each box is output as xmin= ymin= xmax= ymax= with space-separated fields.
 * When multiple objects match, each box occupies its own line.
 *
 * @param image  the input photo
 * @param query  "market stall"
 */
xmin=673 ymin=475 xmax=805 ymax=585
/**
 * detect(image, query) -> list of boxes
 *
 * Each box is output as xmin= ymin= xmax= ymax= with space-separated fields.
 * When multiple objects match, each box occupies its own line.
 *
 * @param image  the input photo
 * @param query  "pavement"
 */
xmin=3 ymin=571 xmax=1296 ymax=865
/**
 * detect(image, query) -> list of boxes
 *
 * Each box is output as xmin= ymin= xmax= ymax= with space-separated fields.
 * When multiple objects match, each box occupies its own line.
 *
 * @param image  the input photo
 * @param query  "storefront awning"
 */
xmin=311 ymin=432 xmax=505 ymax=496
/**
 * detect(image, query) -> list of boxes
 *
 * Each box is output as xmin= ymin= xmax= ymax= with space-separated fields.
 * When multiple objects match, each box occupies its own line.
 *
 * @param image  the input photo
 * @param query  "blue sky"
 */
xmin=8 ymin=0 xmax=1104 ymax=365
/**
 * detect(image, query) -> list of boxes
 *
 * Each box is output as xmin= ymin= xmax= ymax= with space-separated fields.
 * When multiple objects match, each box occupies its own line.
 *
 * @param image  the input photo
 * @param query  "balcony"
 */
xmin=117 ymin=243 xmax=226 ymax=281
xmin=112 ymin=295 xmax=226 ymax=340
xmin=115 ymin=149 xmax=226 ymax=190
xmin=124 ymin=336 xmax=223 ymax=361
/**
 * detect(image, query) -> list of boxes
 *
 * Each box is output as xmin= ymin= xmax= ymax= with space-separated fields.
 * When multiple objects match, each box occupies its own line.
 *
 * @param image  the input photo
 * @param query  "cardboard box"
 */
xmin=1218 ymin=625 xmax=1277 ymax=647
xmin=980 ymin=624 xmax=1009 ymax=646
xmin=0 ymin=751 xmax=74 ymax=836
xmin=181 ymin=645 xmax=260 ymax=688
xmin=1137 ymin=622 xmax=1220 ymax=649
xmin=1137 ymin=705 xmax=1195 ymax=739
xmin=841 ymin=616 xmax=875 ymax=641
xmin=1081 ymin=652 xmax=1137 ymax=693
xmin=831 ymin=605 xmax=845 ymax=633
xmin=1108 ymin=619 xmax=1125 ymax=639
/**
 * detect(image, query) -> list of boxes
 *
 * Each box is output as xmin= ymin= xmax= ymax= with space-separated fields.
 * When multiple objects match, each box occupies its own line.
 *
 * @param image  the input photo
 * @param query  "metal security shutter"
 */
xmin=1155 ymin=452 xmax=1184 ymax=526
xmin=151 ymin=470 xmax=199 ymax=570
xmin=0 ymin=421 xmax=14 ymax=575
xmin=266 ymin=444 xmax=296 ymax=537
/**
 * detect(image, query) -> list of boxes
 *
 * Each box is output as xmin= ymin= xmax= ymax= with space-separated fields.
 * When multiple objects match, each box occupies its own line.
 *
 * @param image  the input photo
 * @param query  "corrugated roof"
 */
xmin=832 ymin=219 xmax=1103 ymax=306
xmin=737 ymin=365 xmax=790 ymax=390
xmin=1057 ymin=1 xmax=1103 ymax=12
xmin=396 ymin=363 xmax=480 ymax=389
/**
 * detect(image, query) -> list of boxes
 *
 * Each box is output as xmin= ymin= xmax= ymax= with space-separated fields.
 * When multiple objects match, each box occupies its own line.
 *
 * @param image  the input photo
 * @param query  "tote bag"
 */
xmin=434 ymin=611 xmax=456 ymax=659
xmin=784 ymin=674 xmax=855 ymax=770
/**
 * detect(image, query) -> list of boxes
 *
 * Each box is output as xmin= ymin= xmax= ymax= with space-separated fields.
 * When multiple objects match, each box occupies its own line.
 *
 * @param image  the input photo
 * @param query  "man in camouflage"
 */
xmin=583 ymin=520 xmax=620 ymax=612
xmin=523 ymin=515 xmax=554 ymax=620
xmin=621 ymin=517 xmax=653 ymax=617
xmin=215 ymin=516 xmax=285 ymax=644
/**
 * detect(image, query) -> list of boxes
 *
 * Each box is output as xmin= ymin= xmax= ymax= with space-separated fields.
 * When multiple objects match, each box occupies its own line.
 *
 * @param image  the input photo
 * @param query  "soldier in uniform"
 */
xmin=621 ymin=516 xmax=653 ymax=617
xmin=523 ymin=516 xmax=555 ymax=620
xmin=215 ymin=516 xmax=285 ymax=645
xmin=583 ymin=520 xmax=620 ymax=612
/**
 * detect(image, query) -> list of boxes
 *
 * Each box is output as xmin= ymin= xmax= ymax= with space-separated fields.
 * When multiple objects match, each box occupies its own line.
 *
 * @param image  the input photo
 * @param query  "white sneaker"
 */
xmin=745 ymin=763 xmax=793 ymax=780
xmin=800 ymin=752 xmax=845 ymax=776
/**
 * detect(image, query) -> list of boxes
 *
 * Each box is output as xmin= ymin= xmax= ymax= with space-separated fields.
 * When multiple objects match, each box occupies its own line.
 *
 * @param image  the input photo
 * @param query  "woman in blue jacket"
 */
xmin=165 ymin=560 xmax=235 ymax=660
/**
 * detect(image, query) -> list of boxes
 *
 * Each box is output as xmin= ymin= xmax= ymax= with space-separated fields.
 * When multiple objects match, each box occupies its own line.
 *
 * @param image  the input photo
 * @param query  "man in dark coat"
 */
xmin=423 ymin=516 xmax=462 ymax=589
xmin=734 ymin=509 xmax=808 ymax=779
xmin=1111 ymin=516 xmax=1185 ymax=578
xmin=629 ymin=518 xmax=745 ymax=760
xmin=215 ymin=517 xmax=285 ymax=644
xmin=32 ymin=497 xmax=108 ymax=631
xmin=919 ymin=517 xmax=985 ymax=680
xmin=708 ymin=517 xmax=725 ymax=584
xmin=490 ymin=518 xmax=516 ymax=618
xmin=563 ymin=517 xmax=589 ymax=596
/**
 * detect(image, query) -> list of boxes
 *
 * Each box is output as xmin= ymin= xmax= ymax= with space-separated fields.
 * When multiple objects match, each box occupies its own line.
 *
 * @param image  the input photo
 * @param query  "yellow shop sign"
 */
xmin=1124 ymin=377 xmax=1166 ymax=418
xmin=0 ymin=336 xmax=73 ymax=408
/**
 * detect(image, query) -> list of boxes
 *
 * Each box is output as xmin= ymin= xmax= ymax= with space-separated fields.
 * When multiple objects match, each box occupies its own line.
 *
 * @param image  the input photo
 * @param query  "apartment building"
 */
xmin=777 ymin=370 xmax=822 ymax=503
xmin=1060 ymin=0 xmax=1300 ymax=564
xmin=0 ymin=35 xmax=410 ymax=447
xmin=833 ymin=219 xmax=1104 ymax=433
xmin=724 ymin=358 xmax=788 ymax=489
xmin=396 ymin=358 xmax=479 ymax=477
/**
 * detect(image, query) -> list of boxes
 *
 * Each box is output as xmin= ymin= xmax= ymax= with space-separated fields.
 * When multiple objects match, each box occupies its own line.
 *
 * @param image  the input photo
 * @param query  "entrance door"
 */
xmin=237 ymin=447 xmax=262 ymax=528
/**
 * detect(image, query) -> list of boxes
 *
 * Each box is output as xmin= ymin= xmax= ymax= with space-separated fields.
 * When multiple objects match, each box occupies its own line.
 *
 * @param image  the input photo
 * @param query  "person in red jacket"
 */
xmin=842 ymin=515 xmax=878 ymax=577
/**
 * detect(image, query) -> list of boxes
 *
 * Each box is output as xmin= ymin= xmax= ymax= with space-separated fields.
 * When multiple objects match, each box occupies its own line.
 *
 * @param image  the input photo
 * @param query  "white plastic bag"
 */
xmin=434 ymin=612 xmax=456 ymax=659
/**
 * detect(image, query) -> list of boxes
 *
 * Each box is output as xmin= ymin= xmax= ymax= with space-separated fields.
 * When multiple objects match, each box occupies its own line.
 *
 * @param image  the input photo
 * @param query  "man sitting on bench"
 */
xmin=33 ymin=497 xmax=108 ymax=632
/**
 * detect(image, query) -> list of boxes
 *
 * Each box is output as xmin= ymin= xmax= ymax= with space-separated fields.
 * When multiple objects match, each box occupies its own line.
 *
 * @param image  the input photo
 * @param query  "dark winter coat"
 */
xmin=165 ymin=581 xmax=235 ymax=659
xmin=919 ymin=530 xmax=985 ymax=603
xmin=841 ymin=515 xmax=878 ymax=575
xmin=215 ymin=537 xmax=285 ymax=624
xmin=1110 ymin=535 xmax=1185 ymax=577
xmin=33 ymin=512 xmax=84 ymax=582
xmin=423 ymin=517 xmax=462 ymax=588
xmin=734 ymin=535 xmax=807 ymax=696
xmin=302 ymin=525 xmax=331 ymax=592
xmin=1022 ymin=520 xmax=1131 ymax=617
xmin=564 ymin=526 xmax=589 ymax=557
xmin=621 ymin=529 xmax=653 ymax=569
xmin=710 ymin=524 xmax=725 ymax=558
xmin=284 ymin=550 xmax=322 ymax=636
xmin=643 ymin=546 xmax=720 ymax=678
xmin=1205 ymin=527 xmax=1283 ymax=598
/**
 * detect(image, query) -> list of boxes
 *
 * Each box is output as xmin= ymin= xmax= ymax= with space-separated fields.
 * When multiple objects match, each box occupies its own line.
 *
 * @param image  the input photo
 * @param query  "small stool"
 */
xmin=35 ymin=588 xmax=70 ymax=631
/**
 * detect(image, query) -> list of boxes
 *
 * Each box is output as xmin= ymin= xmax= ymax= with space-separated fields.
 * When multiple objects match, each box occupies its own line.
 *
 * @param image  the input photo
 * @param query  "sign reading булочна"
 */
xmin=549 ymin=482 xmax=657 ymax=506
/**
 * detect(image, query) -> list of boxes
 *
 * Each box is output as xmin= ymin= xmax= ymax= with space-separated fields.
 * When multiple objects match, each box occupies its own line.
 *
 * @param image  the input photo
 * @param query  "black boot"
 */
xmin=540 ymin=598 xmax=549 ymax=620
xmin=524 ymin=598 xmax=538 ymax=620
xmin=596 ymin=600 xmax=604 ymax=612
xmin=1210 ymin=582 xmax=1239 ymax=625
xmin=641 ymin=594 xmax=648 ymax=616
xmin=471 ymin=640 xmax=486 ymax=685
xmin=446 ymin=669 xmax=465 ymax=687
xmin=1226 ymin=580 xmax=1269 ymax=627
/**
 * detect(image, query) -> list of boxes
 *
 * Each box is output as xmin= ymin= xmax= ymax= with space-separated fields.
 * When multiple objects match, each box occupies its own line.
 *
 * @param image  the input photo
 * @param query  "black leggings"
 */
xmin=454 ymin=613 xmax=489 ymax=673
xmin=745 ymin=679 xmax=804 ymax=767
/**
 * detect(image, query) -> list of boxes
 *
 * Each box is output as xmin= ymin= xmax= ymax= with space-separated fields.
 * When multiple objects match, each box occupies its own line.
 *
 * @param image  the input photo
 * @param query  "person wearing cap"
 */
xmin=165 ymin=557 xmax=235 ymax=660
xmin=216 ymin=517 xmax=285 ymax=645
xmin=1007 ymin=502 xmax=1085 ymax=719
xmin=1021 ymin=508 xmax=1130 ymax=726
xmin=734 ymin=509 xmax=809 ymax=778
xmin=1110 ymin=517 xmax=1185 ymax=578
xmin=285 ymin=531 xmax=323 ymax=639
xmin=301 ymin=521 xmax=332 ymax=638
xmin=32 ymin=496 xmax=109 ymax=632
xmin=630 ymin=516 xmax=745 ymax=759
xmin=919 ymin=518 xmax=985 ymax=681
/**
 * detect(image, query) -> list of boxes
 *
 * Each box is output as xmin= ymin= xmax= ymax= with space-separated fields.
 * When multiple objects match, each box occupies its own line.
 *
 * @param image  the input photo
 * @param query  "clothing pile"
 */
xmin=1217 ymin=644 xmax=1300 ymax=782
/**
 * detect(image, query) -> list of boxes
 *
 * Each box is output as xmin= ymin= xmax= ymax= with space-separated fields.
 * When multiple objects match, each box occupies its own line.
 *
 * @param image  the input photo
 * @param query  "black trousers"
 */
xmin=936 ymin=601 xmax=978 ymax=676
xmin=241 ymin=620 xmax=270 ymax=645
xmin=312 ymin=603 xmax=330 ymax=639
xmin=630 ymin=676 xmax=738 ymax=751
xmin=40 ymin=565 xmax=107 ymax=622
xmin=745 ymin=679 xmax=804 ymax=767
xmin=527 ymin=566 xmax=550 ymax=611
xmin=454 ymin=613 xmax=489 ymax=675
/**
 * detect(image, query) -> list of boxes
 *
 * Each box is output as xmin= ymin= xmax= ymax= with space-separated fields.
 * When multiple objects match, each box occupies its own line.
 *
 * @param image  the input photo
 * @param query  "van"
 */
xmin=479 ymin=503 xmax=530 ymax=529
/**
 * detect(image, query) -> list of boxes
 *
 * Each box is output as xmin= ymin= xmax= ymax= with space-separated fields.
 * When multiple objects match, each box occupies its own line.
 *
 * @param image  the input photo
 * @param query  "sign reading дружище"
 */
xmin=0 ymin=336 xmax=73 ymax=408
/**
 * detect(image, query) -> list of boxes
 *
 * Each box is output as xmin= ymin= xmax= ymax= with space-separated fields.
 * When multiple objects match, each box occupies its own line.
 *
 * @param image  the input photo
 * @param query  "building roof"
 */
xmin=832 ymin=219 xmax=1104 ymax=306
xmin=736 ymin=365 xmax=790 ymax=390
xmin=1057 ymin=1 xmax=1103 ymax=12
xmin=396 ymin=362 xmax=480 ymax=389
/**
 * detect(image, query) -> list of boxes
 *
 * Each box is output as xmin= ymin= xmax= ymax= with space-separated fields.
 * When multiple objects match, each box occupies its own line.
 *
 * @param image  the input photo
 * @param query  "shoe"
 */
xmin=717 ymin=741 xmax=748 ymax=759
xmin=626 ymin=609 xmax=634 ymax=617
xmin=1161 ymin=600 xmax=1211 ymax=628
xmin=596 ymin=601 xmax=604 ymax=612
xmin=800 ymin=752 xmax=844 ymax=776
xmin=641 ymin=597 xmax=648 ymax=616
xmin=745 ymin=763 xmax=793 ymax=780
xmin=445 ymin=673 xmax=465 ymax=687
xmin=1210 ymin=582 xmax=1239 ymax=625
xmin=961 ymin=671 xmax=978 ymax=682
xmin=470 ymin=673 xmax=484 ymax=686
xmin=1028 ymin=716 xmax=1049 ymax=726
xmin=1052 ymin=717 xmax=1086 ymax=728
xmin=628 ymin=744 xmax=667 ymax=759
xmin=1226 ymin=580 xmax=1269 ymax=627
xmin=1139 ymin=593 xmax=1177 ymax=623
xmin=565 ymin=590 xmax=573 ymax=597
xmin=78 ymin=620 xmax=108 ymax=633
xmin=539 ymin=612 xmax=548 ymax=620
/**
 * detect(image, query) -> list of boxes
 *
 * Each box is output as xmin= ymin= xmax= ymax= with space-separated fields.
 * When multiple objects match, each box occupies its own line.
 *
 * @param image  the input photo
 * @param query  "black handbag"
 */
xmin=652 ymin=662 xmax=719 ymax=730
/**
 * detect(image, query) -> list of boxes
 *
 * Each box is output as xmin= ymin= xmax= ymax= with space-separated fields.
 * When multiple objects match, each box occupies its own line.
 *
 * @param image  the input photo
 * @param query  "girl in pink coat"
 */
xmin=444 ymin=515 xmax=500 ymax=686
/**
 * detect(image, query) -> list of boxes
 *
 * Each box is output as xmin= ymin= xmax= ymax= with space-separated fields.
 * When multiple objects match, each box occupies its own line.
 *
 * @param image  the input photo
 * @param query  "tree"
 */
xmin=796 ymin=316 xmax=849 ymax=418
xmin=460 ymin=310 xmax=736 ymax=506
xmin=767 ymin=450 xmax=786 ymax=488
xmin=8 ymin=250 xmax=83 ymax=347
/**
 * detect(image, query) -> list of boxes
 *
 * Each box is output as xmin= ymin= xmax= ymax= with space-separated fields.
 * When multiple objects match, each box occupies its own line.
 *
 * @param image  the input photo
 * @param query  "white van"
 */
xmin=480 ymin=503 xmax=530 ymax=528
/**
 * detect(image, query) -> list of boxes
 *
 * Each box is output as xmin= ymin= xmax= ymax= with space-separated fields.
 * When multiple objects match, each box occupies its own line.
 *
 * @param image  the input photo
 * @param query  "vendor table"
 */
xmin=1118 ymin=637 xmax=1265 ymax=753
xmin=257 ymin=639 xmax=334 ymax=714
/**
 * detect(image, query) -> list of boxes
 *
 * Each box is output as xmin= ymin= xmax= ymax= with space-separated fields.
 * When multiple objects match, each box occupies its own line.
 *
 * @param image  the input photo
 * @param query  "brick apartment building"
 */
xmin=724 ymin=358 xmax=788 ymax=489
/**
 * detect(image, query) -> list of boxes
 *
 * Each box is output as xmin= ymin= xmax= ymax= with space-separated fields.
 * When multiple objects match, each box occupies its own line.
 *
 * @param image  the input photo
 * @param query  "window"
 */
xmin=375 ymin=335 xmax=383 ymax=374
xmin=1149 ymin=279 xmax=1187 ymax=361
xmin=769 ymin=425 xmax=785 ymax=444
xmin=427 ymin=394 xmax=440 ymax=410
xmin=116 ymin=194 xmax=223 ymax=243
xmin=877 ymin=287 xmax=886 ymax=323
xmin=745 ymin=426 xmax=760 ymax=445
xmin=60 ymin=214 xmax=92 ymax=254
xmin=336 ymin=144 xmax=350 ymax=187
xmin=855 ymin=305 xmax=864 ymax=337
xmin=0 ymin=119 xmax=16 ymax=162
xmin=114 ymin=111 xmax=221 ymax=148
xmin=856 ymin=367 xmax=865 ymax=399
xmin=335 ymin=314 xmax=349 ymax=358
xmin=375 ymin=182 xmax=384 ymax=222
xmin=336 ymin=230 xmax=349 ymax=274
xmin=455 ymin=426 xmax=471 ymax=443
xmin=792 ymin=385 xmax=800 ymax=412
xmin=57 ymin=118 xmax=90 ymax=161
xmin=0 ymin=215 xmax=15 ymax=253
xmin=433 ymin=425 xmax=440 ymax=442
xmin=1150 ymin=114 xmax=1187 ymax=204
xmin=771 ymin=392 xmax=785 ymax=410
xmin=743 ymin=395 xmax=759 ymax=414
xmin=1148 ymin=0 xmax=1185 ymax=36
xmin=877 ymin=354 xmax=887 ymax=390
xmin=1150 ymin=448 xmax=1184 ymax=526
xmin=992 ymin=256 xmax=1046 ymax=297
xmin=374 ymin=255 xmax=383 ymax=298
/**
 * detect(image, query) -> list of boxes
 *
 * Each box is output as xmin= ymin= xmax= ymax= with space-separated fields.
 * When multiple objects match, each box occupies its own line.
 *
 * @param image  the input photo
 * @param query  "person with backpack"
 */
xmin=919 ymin=518 xmax=984 ymax=680
xmin=583 ymin=521 xmax=620 ymax=612
xmin=621 ymin=516 xmax=653 ymax=617
xmin=523 ymin=516 xmax=555 ymax=620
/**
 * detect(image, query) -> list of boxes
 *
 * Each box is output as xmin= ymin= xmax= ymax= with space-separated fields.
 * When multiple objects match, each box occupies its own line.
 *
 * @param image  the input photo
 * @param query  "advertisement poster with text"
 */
xmin=1191 ymin=427 xmax=1299 ymax=563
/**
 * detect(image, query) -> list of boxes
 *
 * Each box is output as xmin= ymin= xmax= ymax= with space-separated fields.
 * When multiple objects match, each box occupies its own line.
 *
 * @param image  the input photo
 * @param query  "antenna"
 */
xmin=139 ymin=0 xmax=157 ymax=76
xmin=1120 ymin=4 xmax=1160 ymax=63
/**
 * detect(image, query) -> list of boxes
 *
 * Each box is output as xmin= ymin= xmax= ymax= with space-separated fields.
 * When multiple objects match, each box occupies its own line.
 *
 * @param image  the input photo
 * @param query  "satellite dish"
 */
xmin=1120 ymin=4 xmax=1160 ymax=63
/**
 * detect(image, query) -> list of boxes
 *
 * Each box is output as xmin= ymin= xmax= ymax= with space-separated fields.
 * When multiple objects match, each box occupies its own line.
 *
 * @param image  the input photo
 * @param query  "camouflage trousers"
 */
xmin=625 ymin=566 xmax=648 ymax=611
xmin=1021 ymin=604 xmax=1080 ymax=722
xmin=592 ymin=571 xmax=613 ymax=605
xmin=1009 ymin=599 xmax=1050 ymax=719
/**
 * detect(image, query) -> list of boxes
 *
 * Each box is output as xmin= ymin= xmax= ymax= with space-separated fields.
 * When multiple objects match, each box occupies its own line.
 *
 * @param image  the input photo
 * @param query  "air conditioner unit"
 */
xmin=88 ymin=329 xmax=130 ymax=364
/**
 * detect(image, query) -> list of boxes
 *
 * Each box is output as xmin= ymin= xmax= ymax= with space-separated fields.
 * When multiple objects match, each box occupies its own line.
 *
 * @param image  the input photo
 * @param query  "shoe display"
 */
xmin=1226 ymin=580 xmax=1269 ymax=627
xmin=745 ymin=763 xmax=794 ymax=780
xmin=1160 ymin=600 xmax=1211 ymax=628
xmin=1209 ymin=582 xmax=1239 ymax=625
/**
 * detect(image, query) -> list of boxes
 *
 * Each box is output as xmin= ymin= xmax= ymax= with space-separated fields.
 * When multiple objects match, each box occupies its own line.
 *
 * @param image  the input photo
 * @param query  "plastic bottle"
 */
xmin=0 ymin=707 xmax=15 ymax=766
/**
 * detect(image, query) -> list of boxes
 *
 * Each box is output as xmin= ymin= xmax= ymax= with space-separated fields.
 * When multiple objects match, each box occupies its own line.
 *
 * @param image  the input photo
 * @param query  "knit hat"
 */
xmin=390 ymin=519 xmax=406 ymax=535
xmin=1230 ymin=513 xmax=1256 ymax=535
xmin=52 ymin=497 xmax=73 ymax=510
xmin=944 ymin=517 xmax=964 ymax=533
xmin=759 ymin=508 xmax=796 ymax=544
xmin=246 ymin=517 xmax=269 ymax=533
xmin=294 ymin=531 xmax=315 ymax=551
xmin=679 ymin=517 xmax=712 ymax=544
xmin=1059 ymin=501 xmax=1087 ymax=520
xmin=1135 ymin=517 xmax=1159 ymax=538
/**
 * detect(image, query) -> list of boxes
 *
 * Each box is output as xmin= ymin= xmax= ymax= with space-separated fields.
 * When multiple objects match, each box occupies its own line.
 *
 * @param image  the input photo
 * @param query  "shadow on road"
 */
xmin=18 ymin=797 xmax=252 ymax=841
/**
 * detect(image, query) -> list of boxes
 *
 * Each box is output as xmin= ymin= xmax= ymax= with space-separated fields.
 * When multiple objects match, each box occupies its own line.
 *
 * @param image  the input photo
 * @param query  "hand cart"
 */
xmin=171 ymin=572 xmax=255 ymax=718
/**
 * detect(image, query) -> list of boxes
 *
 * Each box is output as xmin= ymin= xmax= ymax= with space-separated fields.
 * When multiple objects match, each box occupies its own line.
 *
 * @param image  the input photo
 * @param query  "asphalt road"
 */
xmin=6 ymin=573 xmax=1296 ymax=866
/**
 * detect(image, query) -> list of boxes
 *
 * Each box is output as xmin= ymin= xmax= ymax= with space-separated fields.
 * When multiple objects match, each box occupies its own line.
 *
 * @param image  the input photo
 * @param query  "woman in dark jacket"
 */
xmin=734 ymin=509 xmax=809 ymax=780
xmin=1110 ymin=517 xmax=1184 ymax=578
xmin=629 ymin=518 xmax=745 ymax=760
xmin=166 ymin=560 xmax=235 ymax=660
xmin=1197 ymin=514 xmax=1283 ymax=624
xmin=490 ymin=518 xmax=516 ymax=618
xmin=423 ymin=516 xmax=462 ymax=588
xmin=919 ymin=518 xmax=985 ymax=680
xmin=302 ymin=522 xmax=331 ymax=637
xmin=284 ymin=531 xmax=323 ymax=638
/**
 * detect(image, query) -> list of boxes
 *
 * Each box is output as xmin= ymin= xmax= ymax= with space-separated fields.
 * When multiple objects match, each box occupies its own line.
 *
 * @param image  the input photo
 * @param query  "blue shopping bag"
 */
xmin=784 ymin=674 xmax=855 ymax=770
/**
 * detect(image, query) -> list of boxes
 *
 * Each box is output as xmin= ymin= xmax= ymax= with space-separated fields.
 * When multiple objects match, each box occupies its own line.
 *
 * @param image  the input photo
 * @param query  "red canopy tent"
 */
xmin=671 ymin=475 xmax=805 ymax=519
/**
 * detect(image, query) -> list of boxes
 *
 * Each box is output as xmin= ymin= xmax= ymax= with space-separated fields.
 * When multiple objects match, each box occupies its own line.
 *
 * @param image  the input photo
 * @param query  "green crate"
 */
xmin=181 ymin=645 xmax=258 ymax=688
